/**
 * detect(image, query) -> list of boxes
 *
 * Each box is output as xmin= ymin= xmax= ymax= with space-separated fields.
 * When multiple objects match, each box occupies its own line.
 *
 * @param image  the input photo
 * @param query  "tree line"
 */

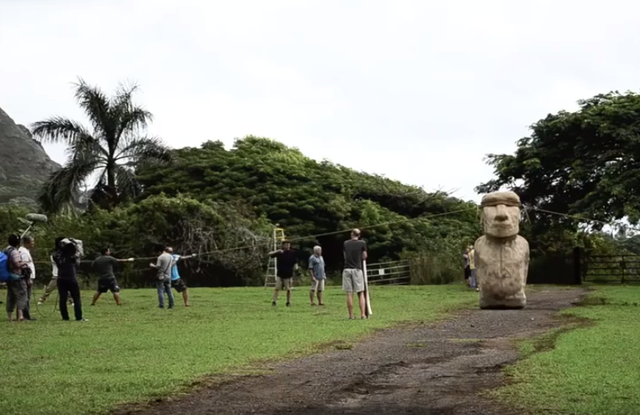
xmin=3 ymin=80 xmax=640 ymax=287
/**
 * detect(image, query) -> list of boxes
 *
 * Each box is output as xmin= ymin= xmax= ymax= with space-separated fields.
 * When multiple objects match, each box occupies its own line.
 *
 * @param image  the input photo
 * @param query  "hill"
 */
xmin=0 ymin=106 xmax=60 ymax=207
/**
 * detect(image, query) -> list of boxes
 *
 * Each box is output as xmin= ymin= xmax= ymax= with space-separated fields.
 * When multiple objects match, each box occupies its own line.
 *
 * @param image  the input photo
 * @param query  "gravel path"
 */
xmin=115 ymin=288 xmax=585 ymax=415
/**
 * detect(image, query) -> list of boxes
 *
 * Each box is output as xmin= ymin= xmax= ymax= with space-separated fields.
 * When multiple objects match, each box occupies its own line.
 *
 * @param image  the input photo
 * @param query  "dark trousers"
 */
xmin=57 ymin=279 xmax=83 ymax=321
xmin=22 ymin=282 xmax=32 ymax=320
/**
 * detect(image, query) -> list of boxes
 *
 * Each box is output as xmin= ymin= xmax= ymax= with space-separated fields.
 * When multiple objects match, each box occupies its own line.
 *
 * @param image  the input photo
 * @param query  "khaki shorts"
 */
xmin=342 ymin=268 xmax=365 ymax=293
xmin=276 ymin=277 xmax=292 ymax=291
xmin=311 ymin=279 xmax=325 ymax=292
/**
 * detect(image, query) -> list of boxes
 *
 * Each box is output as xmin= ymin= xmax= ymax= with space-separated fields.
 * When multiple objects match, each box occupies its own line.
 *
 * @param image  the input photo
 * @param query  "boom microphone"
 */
xmin=25 ymin=213 xmax=48 ymax=223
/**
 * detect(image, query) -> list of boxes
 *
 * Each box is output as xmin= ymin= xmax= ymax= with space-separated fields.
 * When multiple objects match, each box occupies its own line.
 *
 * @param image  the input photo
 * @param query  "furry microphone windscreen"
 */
xmin=25 ymin=213 xmax=48 ymax=223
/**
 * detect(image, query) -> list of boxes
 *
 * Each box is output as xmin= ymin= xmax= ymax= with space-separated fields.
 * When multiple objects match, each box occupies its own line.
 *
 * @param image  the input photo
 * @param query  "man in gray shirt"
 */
xmin=342 ymin=229 xmax=368 ymax=320
xmin=90 ymin=247 xmax=133 ymax=306
xmin=149 ymin=245 xmax=175 ymax=309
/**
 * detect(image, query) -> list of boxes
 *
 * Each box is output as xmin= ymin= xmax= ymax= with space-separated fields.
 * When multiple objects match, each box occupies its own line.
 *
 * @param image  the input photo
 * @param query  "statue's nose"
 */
xmin=495 ymin=205 xmax=508 ymax=221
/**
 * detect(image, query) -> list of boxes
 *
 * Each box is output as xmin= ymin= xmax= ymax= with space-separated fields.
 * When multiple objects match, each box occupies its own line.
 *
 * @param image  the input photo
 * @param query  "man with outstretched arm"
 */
xmin=308 ymin=245 xmax=326 ymax=306
xmin=150 ymin=245 xmax=175 ymax=309
xmin=269 ymin=241 xmax=297 ymax=307
xmin=342 ymin=229 xmax=368 ymax=320
xmin=166 ymin=247 xmax=197 ymax=307
xmin=90 ymin=248 xmax=134 ymax=306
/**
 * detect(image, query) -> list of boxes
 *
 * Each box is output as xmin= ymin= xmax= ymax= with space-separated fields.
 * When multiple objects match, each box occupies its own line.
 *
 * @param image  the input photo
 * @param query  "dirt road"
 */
xmin=115 ymin=288 xmax=585 ymax=415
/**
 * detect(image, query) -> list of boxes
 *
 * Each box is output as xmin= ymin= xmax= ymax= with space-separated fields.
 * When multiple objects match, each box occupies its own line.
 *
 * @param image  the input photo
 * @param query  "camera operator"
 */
xmin=53 ymin=238 xmax=87 ymax=322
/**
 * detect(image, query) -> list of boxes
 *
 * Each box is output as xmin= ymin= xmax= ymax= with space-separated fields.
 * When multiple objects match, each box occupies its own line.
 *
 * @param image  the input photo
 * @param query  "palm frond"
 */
xmin=113 ymin=164 xmax=141 ymax=200
xmin=66 ymin=132 xmax=108 ymax=164
xmin=73 ymin=77 xmax=114 ymax=141
xmin=110 ymin=81 xmax=153 ymax=143
xmin=31 ymin=117 xmax=94 ymax=145
xmin=38 ymin=157 xmax=101 ymax=214
xmin=115 ymin=136 xmax=171 ymax=165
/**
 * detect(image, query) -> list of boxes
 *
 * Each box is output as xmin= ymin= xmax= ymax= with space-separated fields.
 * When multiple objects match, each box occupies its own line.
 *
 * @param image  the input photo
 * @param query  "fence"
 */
xmin=582 ymin=254 xmax=640 ymax=284
xmin=366 ymin=260 xmax=411 ymax=285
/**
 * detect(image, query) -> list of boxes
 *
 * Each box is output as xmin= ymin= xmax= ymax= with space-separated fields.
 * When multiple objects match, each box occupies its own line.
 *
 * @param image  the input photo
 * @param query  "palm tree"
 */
xmin=32 ymin=78 xmax=171 ymax=213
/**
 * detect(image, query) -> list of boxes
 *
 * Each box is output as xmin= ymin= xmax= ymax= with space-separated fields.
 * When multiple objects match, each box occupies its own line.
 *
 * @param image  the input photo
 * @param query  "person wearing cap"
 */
xmin=166 ymin=247 xmax=197 ymax=307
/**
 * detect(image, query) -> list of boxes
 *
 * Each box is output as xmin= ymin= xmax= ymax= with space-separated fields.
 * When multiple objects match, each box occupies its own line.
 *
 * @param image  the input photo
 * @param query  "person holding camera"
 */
xmin=53 ymin=238 xmax=87 ymax=322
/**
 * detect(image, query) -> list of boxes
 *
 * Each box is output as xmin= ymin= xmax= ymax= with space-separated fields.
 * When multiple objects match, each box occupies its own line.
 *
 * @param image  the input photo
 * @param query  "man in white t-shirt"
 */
xmin=19 ymin=235 xmax=36 ymax=321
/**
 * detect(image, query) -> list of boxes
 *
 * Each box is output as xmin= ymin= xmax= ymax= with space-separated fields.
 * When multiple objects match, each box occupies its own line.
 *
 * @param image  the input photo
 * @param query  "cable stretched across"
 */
xmin=31 ymin=206 xmax=479 ymax=264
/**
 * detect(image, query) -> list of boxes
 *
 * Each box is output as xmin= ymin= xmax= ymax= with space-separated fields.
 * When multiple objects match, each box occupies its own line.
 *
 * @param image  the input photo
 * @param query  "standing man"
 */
xmin=468 ymin=245 xmax=478 ymax=291
xmin=5 ymin=234 xmax=27 ymax=322
xmin=308 ymin=245 xmax=326 ymax=306
xmin=269 ymin=241 xmax=297 ymax=307
xmin=38 ymin=237 xmax=73 ymax=307
xmin=463 ymin=247 xmax=471 ymax=287
xmin=343 ymin=229 xmax=368 ymax=320
xmin=19 ymin=235 xmax=36 ymax=320
xmin=90 ymin=248 xmax=134 ymax=306
xmin=166 ymin=247 xmax=197 ymax=307
xmin=53 ymin=238 xmax=86 ymax=321
xmin=150 ymin=245 xmax=175 ymax=309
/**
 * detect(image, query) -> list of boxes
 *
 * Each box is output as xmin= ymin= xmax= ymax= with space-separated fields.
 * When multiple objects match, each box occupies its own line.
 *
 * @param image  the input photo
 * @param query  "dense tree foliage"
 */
xmin=478 ymin=91 xmax=640 ymax=227
xmin=137 ymin=136 xmax=481 ymax=280
xmin=32 ymin=78 xmax=170 ymax=214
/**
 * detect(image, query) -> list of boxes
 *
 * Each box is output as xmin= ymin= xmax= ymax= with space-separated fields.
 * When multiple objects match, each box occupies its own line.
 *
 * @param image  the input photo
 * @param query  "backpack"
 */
xmin=0 ymin=249 xmax=12 ymax=283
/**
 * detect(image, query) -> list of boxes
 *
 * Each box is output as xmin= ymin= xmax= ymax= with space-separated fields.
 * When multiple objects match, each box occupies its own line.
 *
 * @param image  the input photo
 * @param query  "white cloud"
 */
xmin=2 ymin=0 xmax=640 ymax=203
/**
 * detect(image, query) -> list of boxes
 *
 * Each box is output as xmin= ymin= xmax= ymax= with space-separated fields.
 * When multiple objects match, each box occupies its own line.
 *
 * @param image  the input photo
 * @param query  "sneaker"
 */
xmin=37 ymin=300 xmax=44 ymax=305
xmin=77 ymin=318 xmax=88 ymax=322
xmin=286 ymin=302 xmax=291 ymax=307
xmin=272 ymin=301 xmax=276 ymax=307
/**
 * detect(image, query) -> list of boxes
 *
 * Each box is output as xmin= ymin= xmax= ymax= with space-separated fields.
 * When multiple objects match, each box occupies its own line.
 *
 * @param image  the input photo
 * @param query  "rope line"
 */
xmin=30 ymin=207 xmax=478 ymax=265
xmin=25 ymin=205 xmax=631 ymax=267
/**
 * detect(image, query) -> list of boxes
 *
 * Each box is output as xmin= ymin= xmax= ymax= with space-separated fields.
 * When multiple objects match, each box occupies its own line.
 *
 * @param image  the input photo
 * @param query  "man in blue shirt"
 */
xmin=308 ymin=245 xmax=326 ymax=306
xmin=167 ymin=247 xmax=197 ymax=307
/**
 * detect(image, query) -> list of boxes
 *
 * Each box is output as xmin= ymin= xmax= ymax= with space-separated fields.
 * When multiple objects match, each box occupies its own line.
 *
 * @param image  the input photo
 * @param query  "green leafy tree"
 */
xmin=478 ymin=91 xmax=640 ymax=227
xmin=32 ymin=77 xmax=170 ymax=213
xmin=137 ymin=136 xmax=481 ymax=278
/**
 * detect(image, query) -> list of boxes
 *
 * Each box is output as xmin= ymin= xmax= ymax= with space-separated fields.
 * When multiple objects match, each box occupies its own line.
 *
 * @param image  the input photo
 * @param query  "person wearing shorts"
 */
xmin=90 ymin=248 xmax=133 ymax=306
xmin=342 ymin=229 xmax=368 ymax=320
xmin=308 ymin=245 xmax=326 ymax=306
xmin=269 ymin=241 xmax=297 ymax=307
xmin=166 ymin=247 xmax=197 ymax=307
xmin=5 ymin=234 xmax=27 ymax=322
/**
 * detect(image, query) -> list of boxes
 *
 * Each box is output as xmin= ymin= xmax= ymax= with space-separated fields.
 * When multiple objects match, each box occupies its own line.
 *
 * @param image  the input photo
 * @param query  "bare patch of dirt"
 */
xmin=114 ymin=288 xmax=586 ymax=415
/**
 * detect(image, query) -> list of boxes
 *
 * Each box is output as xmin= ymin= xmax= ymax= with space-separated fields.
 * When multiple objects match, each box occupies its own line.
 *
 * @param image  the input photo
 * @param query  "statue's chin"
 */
xmin=486 ymin=227 xmax=518 ymax=238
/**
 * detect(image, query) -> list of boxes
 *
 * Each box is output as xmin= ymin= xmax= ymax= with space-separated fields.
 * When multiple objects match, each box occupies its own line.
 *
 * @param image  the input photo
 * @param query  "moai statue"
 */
xmin=474 ymin=191 xmax=529 ymax=309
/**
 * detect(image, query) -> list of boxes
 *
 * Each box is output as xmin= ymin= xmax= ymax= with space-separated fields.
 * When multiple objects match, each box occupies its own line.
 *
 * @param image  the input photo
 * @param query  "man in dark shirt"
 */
xmin=343 ymin=229 xmax=368 ymax=319
xmin=53 ymin=238 xmax=86 ymax=321
xmin=90 ymin=248 xmax=134 ymax=306
xmin=269 ymin=241 xmax=297 ymax=307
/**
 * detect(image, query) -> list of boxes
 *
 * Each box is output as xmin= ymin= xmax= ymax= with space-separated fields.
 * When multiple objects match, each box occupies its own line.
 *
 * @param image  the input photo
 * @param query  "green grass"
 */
xmin=0 ymin=285 xmax=475 ymax=415
xmin=494 ymin=286 xmax=640 ymax=415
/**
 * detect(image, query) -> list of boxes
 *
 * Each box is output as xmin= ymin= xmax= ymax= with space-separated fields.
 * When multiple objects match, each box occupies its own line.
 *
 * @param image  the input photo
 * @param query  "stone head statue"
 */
xmin=480 ymin=191 xmax=521 ymax=238
xmin=475 ymin=190 xmax=529 ymax=310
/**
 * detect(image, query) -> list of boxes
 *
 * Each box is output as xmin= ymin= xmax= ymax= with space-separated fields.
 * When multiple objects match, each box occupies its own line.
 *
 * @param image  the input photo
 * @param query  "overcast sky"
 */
xmin=1 ymin=0 xmax=638 ymax=203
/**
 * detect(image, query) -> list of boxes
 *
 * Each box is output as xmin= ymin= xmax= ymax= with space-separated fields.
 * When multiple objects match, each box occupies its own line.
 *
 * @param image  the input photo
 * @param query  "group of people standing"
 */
xmin=268 ymin=228 xmax=369 ymax=320
xmin=4 ymin=236 xmax=197 ymax=322
xmin=5 ymin=228 xmax=370 ymax=322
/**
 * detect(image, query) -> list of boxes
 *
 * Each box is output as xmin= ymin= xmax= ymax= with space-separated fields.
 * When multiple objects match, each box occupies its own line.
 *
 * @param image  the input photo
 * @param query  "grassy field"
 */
xmin=0 ymin=285 xmax=475 ymax=415
xmin=494 ymin=285 xmax=640 ymax=415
